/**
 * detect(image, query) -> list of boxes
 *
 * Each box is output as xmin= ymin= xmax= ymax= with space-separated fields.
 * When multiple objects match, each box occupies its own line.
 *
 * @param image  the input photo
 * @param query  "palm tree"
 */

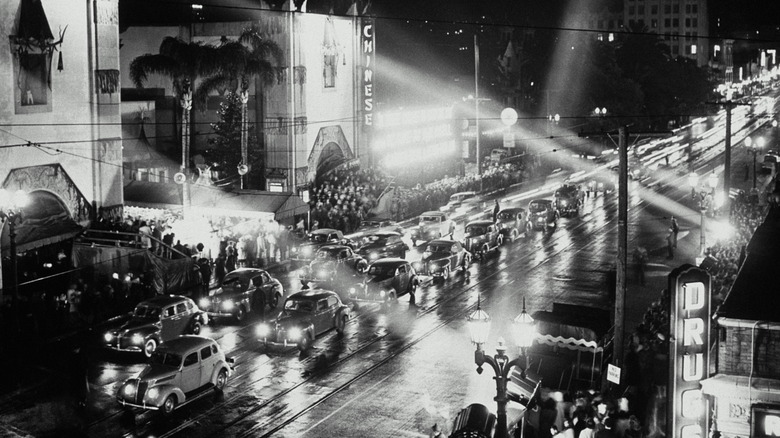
xmin=129 ymin=37 xmax=223 ymax=176
xmin=197 ymin=27 xmax=284 ymax=189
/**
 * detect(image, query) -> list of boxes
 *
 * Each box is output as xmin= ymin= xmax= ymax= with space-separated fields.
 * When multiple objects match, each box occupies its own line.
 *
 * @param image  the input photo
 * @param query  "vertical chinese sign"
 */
xmin=667 ymin=265 xmax=711 ymax=438
xmin=360 ymin=17 xmax=374 ymax=165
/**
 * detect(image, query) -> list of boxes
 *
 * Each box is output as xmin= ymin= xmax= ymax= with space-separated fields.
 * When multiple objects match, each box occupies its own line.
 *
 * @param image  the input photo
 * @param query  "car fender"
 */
xmin=209 ymin=362 xmax=233 ymax=384
xmin=149 ymin=384 xmax=186 ymax=407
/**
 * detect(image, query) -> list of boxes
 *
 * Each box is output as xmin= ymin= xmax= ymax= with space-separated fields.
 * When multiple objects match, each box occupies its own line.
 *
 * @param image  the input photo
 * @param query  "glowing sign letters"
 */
xmin=361 ymin=21 xmax=374 ymax=126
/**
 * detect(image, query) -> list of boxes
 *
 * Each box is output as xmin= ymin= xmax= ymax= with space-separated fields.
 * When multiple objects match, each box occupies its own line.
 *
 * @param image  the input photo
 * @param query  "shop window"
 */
xmin=12 ymin=51 xmax=52 ymax=114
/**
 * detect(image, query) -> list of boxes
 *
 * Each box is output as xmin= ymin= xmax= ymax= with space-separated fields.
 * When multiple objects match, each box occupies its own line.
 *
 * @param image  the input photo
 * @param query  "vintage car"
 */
xmin=348 ymin=258 xmax=418 ymax=306
xmin=414 ymin=239 xmax=472 ymax=281
xmin=409 ymin=211 xmax=450 ymax=246
xmin=104 ymin=296 xmax=208 ymax=358
xmin=116 ymin=336 xmax=235 ymax=415
xmin=496 ymin=207 xmax=529 ymax=241
xmin=289 ymin=228 xmax=348 ymax=263
xmin=198 ymin=268 xmax=284 ymax=322
xmin=527 ymin=199 xmax=559 ymax=232
xmin=255 ymin=289 xmax=350 ymax=351
xmin=355 ymin=218 xmax=404 ymax=235
xmin=299 ymin=245 xmax=367 ymax=288
xmin=587 ymin=174 xmax=616 ymax=196
xmin=352 ymin=231 xmax=409 ymax=261
xmin=552 ymin=184 xmax=582 ymax=217
xmin=440 ymin=191 xmax=480 ymax=214
xmin=463 ymin=220 xmax=503 ymax=260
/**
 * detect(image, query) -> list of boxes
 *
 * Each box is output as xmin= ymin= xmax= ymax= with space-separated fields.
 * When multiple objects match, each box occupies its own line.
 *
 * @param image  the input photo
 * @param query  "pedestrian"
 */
xmin=633 ymin=247 xmax=647 ymax=286
xmin=666 ymin=228 xmax=675 ymax=259
xmin=670 ymin=216 xmax=679 ymax=248
xmin=448 ymin=220 xmax=456 ymax=240
xmin=70 ymin=346 xmax=90 ymax=411
xmin=215 ymin=255 xmax=226 ymax=285
xmin=493 ymin=199 xmax=500 ymax=223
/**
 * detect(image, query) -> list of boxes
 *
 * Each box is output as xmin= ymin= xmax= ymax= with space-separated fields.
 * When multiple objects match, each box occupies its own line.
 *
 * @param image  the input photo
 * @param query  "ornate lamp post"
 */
xmin=744 ymin=136 xmax=765 ymax=189
xmin=0 ymin=188 xmax=29 ymax=304
xmin=467 ymin=297 xmax=536 ymax=438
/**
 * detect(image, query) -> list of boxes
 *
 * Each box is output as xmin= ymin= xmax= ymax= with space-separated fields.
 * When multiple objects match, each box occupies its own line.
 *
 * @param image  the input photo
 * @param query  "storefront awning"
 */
xmin=701 ymin=374 xmax=780 ymax=403
xmin=1 ymin=192 xmax=83 ymax=257
xmin=123 ymin=182 xmax=309 ymax=221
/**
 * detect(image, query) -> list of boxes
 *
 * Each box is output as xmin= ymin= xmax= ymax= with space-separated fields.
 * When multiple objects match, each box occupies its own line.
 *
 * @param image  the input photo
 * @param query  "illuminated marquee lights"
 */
xmin=361 ymin=20 xmax=374 ymax=126
xmin=667 ymin=266 xmax=711 ymax=438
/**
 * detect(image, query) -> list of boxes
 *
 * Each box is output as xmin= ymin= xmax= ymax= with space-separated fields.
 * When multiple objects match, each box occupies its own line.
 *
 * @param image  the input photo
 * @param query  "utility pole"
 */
xmin=474 ymin=34 xmax=482 ymax=193
xmin=707 ymin=97 xmax=750 ymax=211
xmin=615 ymin=126 xmax=628 ymax=370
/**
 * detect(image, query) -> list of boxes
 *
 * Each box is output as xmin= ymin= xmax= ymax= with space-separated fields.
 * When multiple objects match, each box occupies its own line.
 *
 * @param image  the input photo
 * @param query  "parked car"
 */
xmin=440 ymin=191 xmax=480 ymax=214
xmin=352 ymin=231 xmax=409 ymax=261
xmin=414 ymin=239 xmax=471 ymax=281
xmin=553 ymin=184 xmax=582 ymax=217
xmin=527 ymin=199 xmax=559 ymax=232
xmin=299 ymin=245 xmax=368 ymax=288
xmin=289 ymin=228 xmax=347 ymax=263
xmin=104 ymin=296 xmax=208 ymax=358
xmin=409 ymin=211 xmax=450 ymax=246
xmin=496 ymin=207 xmax=528 ymax=241
xmin=116 ymin=336 xmax=235 ymax=415
xmin=463 ymin=220 xmax=503 ymax=260
xmin=348 ymin=258 xmax=418 ymax=307
xmin=255 ymin=289 xmax=351 ymax=351
xmin=198 ymin=268 xmax=284 ymax=322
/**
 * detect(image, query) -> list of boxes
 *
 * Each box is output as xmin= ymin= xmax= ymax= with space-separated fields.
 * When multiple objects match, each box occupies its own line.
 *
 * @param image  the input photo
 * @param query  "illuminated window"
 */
xmin=652 ymin=19 xmax=658 ymax=28
xmin=691 ymin=45 xmax=697 ymax=55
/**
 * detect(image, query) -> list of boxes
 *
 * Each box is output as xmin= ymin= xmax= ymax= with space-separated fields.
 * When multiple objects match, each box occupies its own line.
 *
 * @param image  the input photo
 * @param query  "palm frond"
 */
xmin=129 ymin=54 xmax=180 ymax=88
xmin=194 ymin=74 xmax=232 ymax=107
xmin=245 ymin=59 xmax=278 ymax=86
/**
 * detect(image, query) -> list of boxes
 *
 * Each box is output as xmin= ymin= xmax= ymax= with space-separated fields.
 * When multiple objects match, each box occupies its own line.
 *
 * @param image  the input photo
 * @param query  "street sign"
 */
xmin=503 ymin=132 xmax=515 ymax=148
xmin=607 ymin=364 xmax=621 ymax=384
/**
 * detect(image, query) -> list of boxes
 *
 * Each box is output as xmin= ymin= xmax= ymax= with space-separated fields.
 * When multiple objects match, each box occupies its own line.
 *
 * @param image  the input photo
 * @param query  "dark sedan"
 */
xmin=348 ymin=258 xmax=418 ymax=306
xmin=353 ymin=231 xmax=409 ymax=261
xmin=198 ymin=268 xmax=284 ymax=322
xmin=255 ymin=289 xmax=351 ymax=351
xmin=413 ymin=239 xmax=471 ymax=281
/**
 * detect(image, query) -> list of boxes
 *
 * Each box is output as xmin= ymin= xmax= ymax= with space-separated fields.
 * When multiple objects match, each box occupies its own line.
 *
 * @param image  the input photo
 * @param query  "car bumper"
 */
xmin=105 ymin=338 xmax=146 ymax=353
xmin=117 ymin=397 xmax=160 ymax=411
xmin=205 ymin=310 xmax=235 ymax=318
xmin=259 ymin=331 xmax=304 ymax=347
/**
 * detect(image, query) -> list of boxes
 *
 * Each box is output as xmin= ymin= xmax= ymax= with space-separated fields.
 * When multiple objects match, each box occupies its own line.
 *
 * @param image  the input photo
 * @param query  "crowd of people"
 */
xmin=307 ymin=165 xmax=388 ymax=233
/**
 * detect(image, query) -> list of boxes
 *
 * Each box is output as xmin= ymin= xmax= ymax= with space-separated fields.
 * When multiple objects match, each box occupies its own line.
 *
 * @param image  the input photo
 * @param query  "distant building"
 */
xmin=581 ymin=0 xmax=710 ymax=67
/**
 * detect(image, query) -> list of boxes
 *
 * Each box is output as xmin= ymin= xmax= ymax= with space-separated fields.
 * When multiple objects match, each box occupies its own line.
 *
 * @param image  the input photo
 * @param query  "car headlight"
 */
xmin=291 ymin=247 xmax=298 ymax=253
xmin=256 ymin=323 xmax=270 ymax=338
xmin=349 ymin=287 xmax=356 ymax=295
xmin=198 ymin=298 xmax=210 ymax=309
xmin=222 ymin=300 xmax=234 ymax=311
xmin=104 ymin=332 xmax=114 ymax=342
xmin=369 ymin=252 xmax=379 ymax=260
xmin=430 ymin=264 xmax=441 ymax=272
xmin=317 ymin=270 xmax=329 ymax=278
xmin=147 ymin=387 xmax=159 ymax=400
xmin=302 ymin=247 xmax=312 ymax=256
xmin=131 ymin=333 xmax=144 ymax=344
xmin=537 ymin=217 xmax=544 ymax=222
xmin=288 ymin=327 xmax=302 ymax=341
xmin=561 ymin=200 xmax=568 ymax=206
xmin=412 ymin=262 xmax=422 ymax=271
xmin=379 ymin=290 xmax=386 ymax=298
xmin=123 ymin=382 xmax=137 ymax=397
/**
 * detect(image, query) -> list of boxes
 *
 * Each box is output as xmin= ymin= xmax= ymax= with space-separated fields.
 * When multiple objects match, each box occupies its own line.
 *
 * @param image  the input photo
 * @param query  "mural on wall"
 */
xmin=306 ymin=126 xmax=354 ymax=183
xmin=2 ymin=164 xmax=93 ymax=224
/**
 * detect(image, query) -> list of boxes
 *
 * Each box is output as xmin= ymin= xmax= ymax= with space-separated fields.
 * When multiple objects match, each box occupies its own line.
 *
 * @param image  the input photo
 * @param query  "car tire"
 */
xmin=234 ymin=307 xmax=245 ymax=323
xmin=297 ymin=333 xmax=311 ymax=352
xmin=497 ymin=235 xmax=504 ymax=246
xmin=270 ymin=291 xmax=281 ymax=309
xmin=143 ymin=338 xmax=157 ymax=358
xmin=336 ymin=314 xmax=348 ymax=335
xmin=191 ymin=321 xmax=201 ymax=335
xmin=481 ymin=244 xmax=490 ymax=256
xmin=161 ymin=395 xmax=176 ymax=416
xmin=215 ymin=369 xmax=228 ymax=391
xmin=525 ymin=222 xmax=533 ymax=235
xmin=443 ymin=266 xmax=450 ymax=280
xmin=510 ymin=229 xmax=519 ymax=241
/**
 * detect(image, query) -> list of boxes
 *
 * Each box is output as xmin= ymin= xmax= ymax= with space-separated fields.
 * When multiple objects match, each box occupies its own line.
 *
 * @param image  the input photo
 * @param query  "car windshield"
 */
xmin=309 ymin=234 xmax=330 ymax=243
xmin=465 ymin=225 xmax=486 ymax=235
xmin=284 ymin=299 xmax=315 ymax=312
xmin=426 ymin=244 xmax=450 ymax=253
xmin=221 ymin=275 xmax=248 ymax=292
xmin=133 ymin=305 xmax=161 ymax=320
xmin=368 ymin=265 xmax=394 ymax=277
xmin=497 ymin=211 xmax=516 ymax=220
xmin=361 ymin=221 xmax=380 ymax=228
xmin=149 ymin=351 xmax=182 ymax=368
xmin=529 ymin=203 xmax=547 ymax=213
xmin=316 ymin=248 xmax=340 ymax=259
xmin=420 ymin=216 xmax=439 ymax=224
xmin=359 ymin=235 xmax=385 ymax=245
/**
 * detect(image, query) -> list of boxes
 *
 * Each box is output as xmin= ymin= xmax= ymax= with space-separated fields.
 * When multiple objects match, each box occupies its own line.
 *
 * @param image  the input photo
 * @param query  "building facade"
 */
xmin=119 ymin=5 xmax=370 ymax=194
xmin=0 ymin=0 xmax=122 ymax=247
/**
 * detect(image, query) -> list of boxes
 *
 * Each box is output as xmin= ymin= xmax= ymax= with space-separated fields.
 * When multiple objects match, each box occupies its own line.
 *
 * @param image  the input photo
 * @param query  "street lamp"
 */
xmin=0 ymin=188 xmax=29 ymax=304
xmin=467 ymin=297 xmax=536 ymax=438
xmin=745 ymin=136 xmax=765 ymax=189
